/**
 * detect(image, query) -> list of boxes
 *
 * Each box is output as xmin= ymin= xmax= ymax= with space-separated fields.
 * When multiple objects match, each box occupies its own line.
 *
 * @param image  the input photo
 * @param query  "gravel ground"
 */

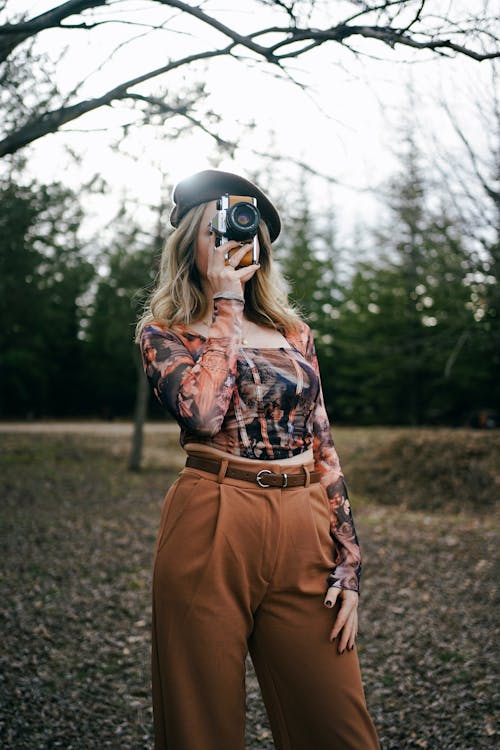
xmin=0 ymin=432 xmax=498 ymax=750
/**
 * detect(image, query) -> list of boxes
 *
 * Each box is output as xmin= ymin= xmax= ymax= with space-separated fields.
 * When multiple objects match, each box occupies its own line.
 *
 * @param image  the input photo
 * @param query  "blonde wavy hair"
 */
xmin=135 ymin=201 xmax=303 ymax=341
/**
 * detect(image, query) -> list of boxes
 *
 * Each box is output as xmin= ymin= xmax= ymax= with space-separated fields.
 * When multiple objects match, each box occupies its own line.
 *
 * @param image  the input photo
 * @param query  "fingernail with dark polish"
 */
xmin=325 ymin=600 xmax=332 ymax=607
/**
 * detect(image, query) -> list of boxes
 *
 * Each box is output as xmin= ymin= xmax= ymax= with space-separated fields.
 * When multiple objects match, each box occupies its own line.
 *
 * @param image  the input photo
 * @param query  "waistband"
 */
xmin=184 ymin=453 xmax=321 ymax=489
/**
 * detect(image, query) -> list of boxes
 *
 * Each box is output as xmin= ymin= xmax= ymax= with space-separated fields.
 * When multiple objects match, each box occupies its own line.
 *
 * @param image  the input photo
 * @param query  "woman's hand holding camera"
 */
xmin=207 ymin=239 xmax=260 ymax=298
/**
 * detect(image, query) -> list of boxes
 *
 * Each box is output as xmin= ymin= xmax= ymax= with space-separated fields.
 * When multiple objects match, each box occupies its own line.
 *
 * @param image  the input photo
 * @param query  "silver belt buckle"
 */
xmin=256 ymin=469 xmax=288 ymax=488
xmin=256 ymin=469 xmax=272 ymax=487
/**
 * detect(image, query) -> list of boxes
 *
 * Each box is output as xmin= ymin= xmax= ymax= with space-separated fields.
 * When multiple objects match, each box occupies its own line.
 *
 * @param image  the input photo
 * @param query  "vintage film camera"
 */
xmin=210 ymin=194 xmax=260 ymax=267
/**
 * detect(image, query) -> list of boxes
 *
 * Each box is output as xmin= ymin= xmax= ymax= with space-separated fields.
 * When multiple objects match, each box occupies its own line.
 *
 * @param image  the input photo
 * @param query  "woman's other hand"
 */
xmin=324 ymin=586 xmax=359 ymax=654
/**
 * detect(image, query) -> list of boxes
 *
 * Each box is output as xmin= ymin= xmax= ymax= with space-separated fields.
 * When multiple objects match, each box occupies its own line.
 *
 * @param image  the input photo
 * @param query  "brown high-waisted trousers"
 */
xmin=152 ymin=450 xmax=380 ymax=750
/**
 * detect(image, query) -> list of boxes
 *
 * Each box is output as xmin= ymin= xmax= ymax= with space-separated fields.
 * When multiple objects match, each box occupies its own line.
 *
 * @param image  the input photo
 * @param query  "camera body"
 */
xmin=210 ymin=194 xmax=260 ymax=267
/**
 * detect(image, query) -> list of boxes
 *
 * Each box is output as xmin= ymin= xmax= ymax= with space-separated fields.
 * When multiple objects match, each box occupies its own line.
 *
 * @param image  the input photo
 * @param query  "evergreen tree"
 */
xmin=0 ymin=174 xmax=94 ymax=417
xmin=83 ymin=209 xmax=161 ymax=419
xmin=276 ymin=176 xmax=346 ymax=418
xmin=335 ymin=136 xmax=479 ymax=425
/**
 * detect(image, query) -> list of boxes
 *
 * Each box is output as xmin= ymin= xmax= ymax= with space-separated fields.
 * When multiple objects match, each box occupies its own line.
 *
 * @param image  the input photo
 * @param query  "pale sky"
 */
xmin=3 ymin=1 xmax=496 ymax=259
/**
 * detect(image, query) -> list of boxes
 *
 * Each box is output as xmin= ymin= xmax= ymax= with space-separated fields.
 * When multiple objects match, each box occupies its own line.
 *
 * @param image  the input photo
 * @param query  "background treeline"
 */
xmin=1 ymin=137 xmax=498 ymax=427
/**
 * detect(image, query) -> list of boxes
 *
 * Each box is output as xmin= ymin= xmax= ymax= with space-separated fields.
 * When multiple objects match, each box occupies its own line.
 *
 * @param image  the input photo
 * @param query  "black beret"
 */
xmin=170 ymin=169 xmax=281 ymax=243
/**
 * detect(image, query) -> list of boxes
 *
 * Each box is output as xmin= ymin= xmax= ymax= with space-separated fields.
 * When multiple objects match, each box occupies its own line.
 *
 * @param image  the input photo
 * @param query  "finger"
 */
xmin=336 ymin=609 xmax=357 ymax=653
xmin=209 ymin=240 xmax=244 ymax=266
xmin=215 ymin=239 xmax=251 ymax=255
xmin=338 ymin=610 xmax=357 ymax=653
xmin=348 ymin=611 xmax=358 ymax=649
xmin=347 ymin=616 xmax=358 ymax=651
xmin=213 ymin=239 xmax=242 ymax=253
xmin=233 ymin=262 xmax=260 ymax=279
xmin=323 ymin=585 xmax=340 ymax=610
xmin=329 ymin=597 xmax=356 ymax=641
xmin=232 ymin=264 xmax=260 ymax=285
xmin=225 ymin=243 xmax=254 ymax=266
xmin=237 ymin=267 xmax=260 ymax=284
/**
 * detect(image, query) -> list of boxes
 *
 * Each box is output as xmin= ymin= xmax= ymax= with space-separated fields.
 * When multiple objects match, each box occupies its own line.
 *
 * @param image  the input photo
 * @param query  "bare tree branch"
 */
xmin=266 ymin=24 xmax=499 ymax=61
xmin=343 ymin=1 xmax=412 ymax=25
xmin=159 ymin=0 xmax=499 ymax=62
xmin=124 ymin=92 xmax=235 ymax=151
xmin=400 ymin=0 xmax=426 ymax=34
xmin=258 ymin=0 xmax=298 ymax=24
xmin=157 ymin=0 xmax=281 ymax=62
xmin=0 ymin=0 xmax=498 ymax=157
xmin=0 ymin=0 xmax=104 ymax=62
xmin=441 ymin=99 xmax=500 ymax=208
xmin=3 ymin=0 xmax=496 ymax=65
xmin=0 ymin=45 xmax=233 ymax=157
xmin=60 ymin=10 xmax=181 ymax=106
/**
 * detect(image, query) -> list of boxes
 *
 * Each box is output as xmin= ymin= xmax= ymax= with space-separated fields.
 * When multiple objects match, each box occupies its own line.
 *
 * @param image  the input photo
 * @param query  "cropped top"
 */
xmin=140 ymin=297 xmax=361 ymax=593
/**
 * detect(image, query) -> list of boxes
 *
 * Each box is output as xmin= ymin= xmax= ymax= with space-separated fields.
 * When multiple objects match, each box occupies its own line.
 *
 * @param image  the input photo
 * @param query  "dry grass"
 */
xmin=0 ymin=427 xmax=498 ymax=749
xmin=346 ymin=427 xmax=500 ymax=511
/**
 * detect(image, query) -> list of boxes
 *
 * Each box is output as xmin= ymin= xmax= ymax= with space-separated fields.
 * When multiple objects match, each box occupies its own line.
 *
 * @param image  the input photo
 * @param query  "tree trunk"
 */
xmin=129 ymin=346 xmax=148 ymax=471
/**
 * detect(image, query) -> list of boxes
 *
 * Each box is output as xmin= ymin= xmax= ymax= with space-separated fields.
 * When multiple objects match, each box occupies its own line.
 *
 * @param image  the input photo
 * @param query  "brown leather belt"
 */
xmin=185 ymin=455 xmax=321 ymax=489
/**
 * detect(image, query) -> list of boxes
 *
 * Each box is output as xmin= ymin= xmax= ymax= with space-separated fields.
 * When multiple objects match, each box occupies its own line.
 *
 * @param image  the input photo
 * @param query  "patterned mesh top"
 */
xmin=140 ymin=297 xmax=361 ymax=593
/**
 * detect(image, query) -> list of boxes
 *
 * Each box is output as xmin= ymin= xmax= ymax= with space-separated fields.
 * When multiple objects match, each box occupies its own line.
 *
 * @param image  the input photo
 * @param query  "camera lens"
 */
xmin=226 ymin=201 xmax=260 ymax=240
xmin=233 ymin=205 xmax=253 ymax=226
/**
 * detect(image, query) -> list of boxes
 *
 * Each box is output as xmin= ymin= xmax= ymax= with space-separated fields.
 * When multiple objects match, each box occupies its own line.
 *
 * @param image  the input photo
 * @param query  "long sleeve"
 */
xmin=305 ymin=326 xmax=362 ymax=594
xmin=140 ymin=297 xmax=243 ymax=436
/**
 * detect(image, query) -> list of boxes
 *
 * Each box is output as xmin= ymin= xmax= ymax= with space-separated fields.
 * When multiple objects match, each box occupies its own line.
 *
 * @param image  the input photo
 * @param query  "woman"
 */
xmin=137 ymin=169 xmax=380 ymax=750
